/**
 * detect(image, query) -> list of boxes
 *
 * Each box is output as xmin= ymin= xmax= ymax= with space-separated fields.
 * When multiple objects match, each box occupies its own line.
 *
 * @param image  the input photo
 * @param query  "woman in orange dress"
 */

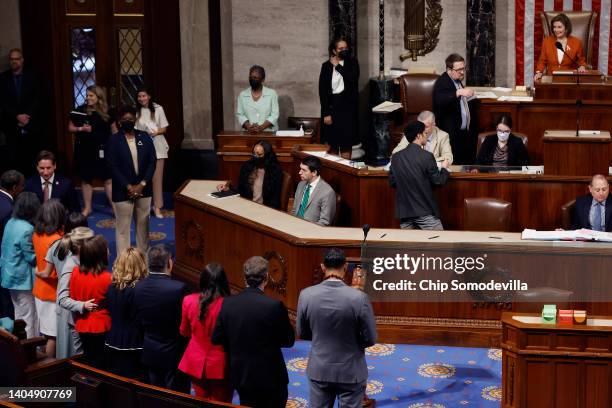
xmin=534 ymin=13 xmax=587 ymax=81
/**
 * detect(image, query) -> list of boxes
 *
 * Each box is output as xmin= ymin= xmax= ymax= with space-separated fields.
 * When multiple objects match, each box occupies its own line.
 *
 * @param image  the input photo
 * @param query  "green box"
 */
xmin=541 ymin=304 xmax=557 ymax=324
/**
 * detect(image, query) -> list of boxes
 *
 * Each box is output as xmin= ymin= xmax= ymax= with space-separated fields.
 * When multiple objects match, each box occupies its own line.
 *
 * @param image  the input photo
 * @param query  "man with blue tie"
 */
xmin=291 ymin=156 xmax=336 ymax=226
xmin=24 ymin=151 xmax=79 ymax=212
xmin=433 ymin=53 xmax=475 ymax=165
xmin=572 ymin=174 xmax=612 ymax=231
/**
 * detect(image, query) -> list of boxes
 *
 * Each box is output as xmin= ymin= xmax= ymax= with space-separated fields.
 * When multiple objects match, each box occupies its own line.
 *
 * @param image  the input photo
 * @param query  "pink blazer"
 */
xmin=178 ymin=294 xmax=227 ymax=380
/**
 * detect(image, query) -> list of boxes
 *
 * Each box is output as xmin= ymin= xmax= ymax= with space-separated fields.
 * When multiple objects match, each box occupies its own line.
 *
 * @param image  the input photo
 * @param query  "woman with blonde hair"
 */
xmin=68 ymin=85 xmax=113 ymax=217
xmin=105 ymin=247 xmax=149 ymax=378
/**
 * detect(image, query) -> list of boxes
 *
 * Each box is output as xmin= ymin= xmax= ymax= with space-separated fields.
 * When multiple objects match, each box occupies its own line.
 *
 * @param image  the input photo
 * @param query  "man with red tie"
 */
xmin=24 ymin=150 xmax=79 ymax=212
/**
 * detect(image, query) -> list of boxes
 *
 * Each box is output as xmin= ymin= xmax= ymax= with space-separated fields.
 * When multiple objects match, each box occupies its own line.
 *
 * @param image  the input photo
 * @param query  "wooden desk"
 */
xmin=543 ymin=130 xmax=611 ymax=176
xmin=292 ymin=145 xmax=596 ymax=231
xmin=216 ymin=130 xmax=312 ymax=184
xmin=501 ymin=312 xmax=612 ymax=407
xmin=174 ymin=180 xmax=612 ymax=347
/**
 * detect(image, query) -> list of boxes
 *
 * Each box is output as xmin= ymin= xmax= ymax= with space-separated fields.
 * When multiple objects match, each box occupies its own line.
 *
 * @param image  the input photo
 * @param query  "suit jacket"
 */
xmin=392 ymin=126 xmax=454 ymax=164
xmin=318 ymin=58 xmax=360 ymax=118
xmin=24 ymin=174 xmax=79 ymax=212
xmin=0 ymin=218 xmax=36 ymax=291
xmin=133 ymin=273 xmax=189 ymax=369
xmin=475 ymin=134 xmax=530 ymax=166
xmin=433 ymin=72 xmax=475 ymax=141
xmin=389 ymin=143 xmax=449 ymax=219
xmin=69 ymin=267 xmax=112 ymax=333
xmin=0 ymin=68 xmax=41 ymax=137
xmin=0 ymin=192 xmax=13 ymax=239
xmin=292 ymin=178 xmax=336 ymax=225
xmin=297 ymin=280 xmax=377 ymax=383
xmin=105 ymin=130 xmax=156 ymax=203
xmin=572 ymin=194 xmax=612 ymax=231
xmin=212 ymin=287 xmax=295 ymax=391
xmin=536 ymin=36 xmax=587 ymax=74
xmin=178 ymin=294 xmax=227 ymax=380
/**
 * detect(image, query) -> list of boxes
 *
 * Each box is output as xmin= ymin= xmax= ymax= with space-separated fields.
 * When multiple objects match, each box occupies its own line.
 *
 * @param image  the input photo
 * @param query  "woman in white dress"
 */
xmin=135 ymin=86 xmax=169 ymax=218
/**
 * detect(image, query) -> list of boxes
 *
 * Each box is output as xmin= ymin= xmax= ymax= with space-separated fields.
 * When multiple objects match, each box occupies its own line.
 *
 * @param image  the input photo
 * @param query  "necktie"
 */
xmin=458 ymin=82 xmax=471 ymax=130
xmin=593 ymin=203 xmax=603 ymax=231
xmin=43 ymin=181 xmax=50 ymax=202
xmin=297 ymin=184 xmax=311 ymax=218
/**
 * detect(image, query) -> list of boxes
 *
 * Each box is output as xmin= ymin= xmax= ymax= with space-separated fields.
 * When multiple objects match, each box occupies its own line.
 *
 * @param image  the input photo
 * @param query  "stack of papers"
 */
xmin=475 ymin=91 xmax=498 ymax=99
xmin=276 ymin=129 xmax=305 ymax=137
xmin=372 ymin=101 xmax=403 ymax=113
xmin=522 ymin=228 xmax=612 ymax=242
xmin=497 ymin=96 xmax=533 ymax=102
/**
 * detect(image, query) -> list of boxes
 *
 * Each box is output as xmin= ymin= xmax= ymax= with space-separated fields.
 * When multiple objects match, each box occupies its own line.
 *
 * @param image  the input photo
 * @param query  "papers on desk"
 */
xmin=497 ymin=95 xmax=533 ymax=102
xmin=276 ymin=129 xmax=305 ymax=137
xmin=522 ymin=228 xmax=612 ymax=242
xmin=372 ymin=101 xmax=403 ymax=113
xmin=553 ymin=70 xmax=575 ymax=75
xmin=475 ymin=91 xmax=498 ymax=99
xmin=493 ymin=87 xmax=512 ymax=92
xmin=302 ymin=151 xmax=354 ymax=167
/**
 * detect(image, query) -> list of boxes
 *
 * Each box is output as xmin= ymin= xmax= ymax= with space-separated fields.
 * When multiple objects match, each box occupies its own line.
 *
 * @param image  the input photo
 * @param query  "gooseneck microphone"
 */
xmin=555 ymin=41 xmax=582 ymax=137
xmin=362 ymin=224 xmax=370 ymax=245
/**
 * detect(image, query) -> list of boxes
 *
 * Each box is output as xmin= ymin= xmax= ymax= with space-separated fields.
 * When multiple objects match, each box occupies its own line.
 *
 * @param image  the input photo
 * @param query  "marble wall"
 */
xmin=0 ymin=0 xmax=21 ymax=67
xmin=496 ymin=0 xmax=516 ymax=87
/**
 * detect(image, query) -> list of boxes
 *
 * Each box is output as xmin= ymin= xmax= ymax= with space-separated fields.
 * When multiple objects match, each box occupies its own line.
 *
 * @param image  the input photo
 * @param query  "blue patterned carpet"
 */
xmin=89 ymin=192 xmax=503 ymax=407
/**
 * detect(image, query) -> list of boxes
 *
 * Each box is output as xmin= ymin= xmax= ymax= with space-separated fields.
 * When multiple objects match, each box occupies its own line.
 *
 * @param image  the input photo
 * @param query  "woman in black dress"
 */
xmin=318 ymin=37 xmax=360 ymax=159
xmin=68 ymin=85 xmax=113 ymax=217
xmin=475 ymin=115 xmax=530 ymax=167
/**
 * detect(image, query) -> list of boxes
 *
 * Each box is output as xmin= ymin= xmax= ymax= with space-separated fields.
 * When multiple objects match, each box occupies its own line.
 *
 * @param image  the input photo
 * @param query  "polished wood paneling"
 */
xmin=66 ymin=0 xmax=96 ymax=15
xmin=543 ymin=135 xmax=610 ymax=176
xmin=535 ymin=81 xmax=612 ymax=100
xmin=113 ymin=0 xmax=145 ymax=15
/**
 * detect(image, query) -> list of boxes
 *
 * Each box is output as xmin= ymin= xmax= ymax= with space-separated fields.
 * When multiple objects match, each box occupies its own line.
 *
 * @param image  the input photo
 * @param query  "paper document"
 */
xmin=493 ymin=87 xmax=512 ymax=92
xmin=372 ymin=101 xmax=403 ymax=113
xmin=497 ymin=96 xmax=533 ymax=102
xmin=522 ymin=228 xmax=612 ymax=242
xmin=475 ymin=91 xmax=498 ymax=99
xmin=578 ymin=130 xmax=601 ymax=135
xmin=553 ymin=70 xmax=575 ymax=75
xmin=276 ymin=129 xmax=305 ymax=137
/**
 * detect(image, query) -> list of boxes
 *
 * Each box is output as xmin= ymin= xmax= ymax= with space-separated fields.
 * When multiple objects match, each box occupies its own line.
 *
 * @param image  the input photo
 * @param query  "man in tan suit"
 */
xmin=392 ymin=111 xmax=453 ymax=164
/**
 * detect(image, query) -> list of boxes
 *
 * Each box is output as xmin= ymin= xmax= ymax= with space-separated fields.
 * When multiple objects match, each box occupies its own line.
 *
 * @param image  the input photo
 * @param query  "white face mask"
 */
xmin=497 ymin=131 xmax=510 ymax=142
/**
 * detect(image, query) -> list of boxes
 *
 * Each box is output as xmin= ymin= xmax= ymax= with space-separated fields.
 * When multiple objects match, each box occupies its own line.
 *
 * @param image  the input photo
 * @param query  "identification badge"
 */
xmin=99 ymin=149 xmax=104 ymax=159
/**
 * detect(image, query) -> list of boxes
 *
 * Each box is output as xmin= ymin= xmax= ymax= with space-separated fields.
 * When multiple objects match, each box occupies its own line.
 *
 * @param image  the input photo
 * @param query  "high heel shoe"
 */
xmin=153 ymin=208 xmax=164 ymax=219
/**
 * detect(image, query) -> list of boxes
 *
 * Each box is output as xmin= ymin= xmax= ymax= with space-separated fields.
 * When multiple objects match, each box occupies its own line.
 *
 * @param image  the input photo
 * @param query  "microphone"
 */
xmin=362 ymin=224 xmax=370 ymax=244
xmin=555 ymin=41 xmax=581 ymax=67
xmin=555 ymin=41 xmax=583 ymax=137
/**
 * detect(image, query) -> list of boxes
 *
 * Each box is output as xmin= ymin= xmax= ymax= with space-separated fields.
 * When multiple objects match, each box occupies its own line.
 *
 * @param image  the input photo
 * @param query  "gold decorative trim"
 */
xmin=180 ymin=220 xmax=204 ymax=261
xmin=375 ymin=315 xmax=502 ymax=329
xmin=113 ymin=13 xmax=144 ymax=17
xmin=66 ymin=13 xmax=96 ymax=16
xmin=264 ymin=251 xmax=288 ymax=296
xmin=400 ymin=0 xmax=443 ymax=62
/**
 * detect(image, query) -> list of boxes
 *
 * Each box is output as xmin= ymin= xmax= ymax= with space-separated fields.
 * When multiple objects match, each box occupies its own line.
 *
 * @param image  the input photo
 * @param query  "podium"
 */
xmin=542 ymin=130 xmax=611 ymax=176
xmin=535 ymin=71 xmax=612 ymax=101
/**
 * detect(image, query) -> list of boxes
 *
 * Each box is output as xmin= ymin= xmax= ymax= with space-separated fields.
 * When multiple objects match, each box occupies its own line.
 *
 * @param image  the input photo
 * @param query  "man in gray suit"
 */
xmin=297 ymin=248 xmax=377 ymax=407
xmin=292 ymin=156 xmax=336 ymax=225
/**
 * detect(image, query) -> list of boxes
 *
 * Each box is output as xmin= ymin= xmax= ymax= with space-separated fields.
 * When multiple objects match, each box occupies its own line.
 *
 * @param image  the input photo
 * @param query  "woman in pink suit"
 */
xmin=178 ymin=263 xmax=232 ymax=401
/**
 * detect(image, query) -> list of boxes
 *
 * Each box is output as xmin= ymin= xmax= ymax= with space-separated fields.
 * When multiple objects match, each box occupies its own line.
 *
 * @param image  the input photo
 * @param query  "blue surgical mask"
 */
xmin=497 ymin=131 xmax=510 ymax=142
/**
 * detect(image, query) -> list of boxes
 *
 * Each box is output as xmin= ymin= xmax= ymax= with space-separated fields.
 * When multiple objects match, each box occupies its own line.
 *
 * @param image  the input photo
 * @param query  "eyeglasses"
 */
xmin=496 ymin=129 xmax=511 ymax=135
xmin=451 ymin=67 xmax=466 ymax=73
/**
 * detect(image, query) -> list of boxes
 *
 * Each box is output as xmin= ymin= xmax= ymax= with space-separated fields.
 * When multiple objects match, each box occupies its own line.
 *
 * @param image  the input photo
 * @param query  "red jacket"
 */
xmin=178 ymin=294 xmax=227 ymax=379
xmin=69 ymin=267 xmax=112 ymax=333
xmin=536 ymin=35 xmax=587 ymax=73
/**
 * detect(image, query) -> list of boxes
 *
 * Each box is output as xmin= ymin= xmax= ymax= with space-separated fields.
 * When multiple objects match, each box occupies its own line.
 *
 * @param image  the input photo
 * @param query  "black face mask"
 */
xmin=121 ymin=120 xmax=135 ymax=132
xmin=249 ymin=79 xmax=262 ymax=90
xmin=338 ymin=49 xmax=350 ymax=60
xmin=252 ymin=156 xmax=264 ymax=166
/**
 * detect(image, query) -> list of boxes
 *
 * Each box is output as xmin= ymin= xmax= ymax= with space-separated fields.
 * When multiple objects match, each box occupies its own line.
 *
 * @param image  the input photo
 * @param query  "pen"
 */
xmin=379 ymin=233 xmax=387 ymax=238
xmin=489 ymin=236 xmax=502 ymax=239
xmin=428 ymin=235 xmax=439 ymax=240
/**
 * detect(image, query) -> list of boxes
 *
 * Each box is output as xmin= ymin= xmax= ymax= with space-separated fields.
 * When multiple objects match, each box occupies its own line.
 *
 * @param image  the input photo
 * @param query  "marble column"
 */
xmin=466 ymin=0 xmax=495 ymax=86
xmin=329 ymin=0 xmax=358 ymax=56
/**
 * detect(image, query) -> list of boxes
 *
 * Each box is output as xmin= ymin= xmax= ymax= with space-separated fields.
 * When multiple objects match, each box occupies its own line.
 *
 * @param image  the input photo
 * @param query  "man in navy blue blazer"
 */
xmin=106 ymin=105 xmax=156 ymax=256
xmin=24 ymin=150 xmax=79 ymax=212
xmin=572 ymin=174 xmax=612 ymax=231
xmin=0 ymin=169 xmax=24 ymax=319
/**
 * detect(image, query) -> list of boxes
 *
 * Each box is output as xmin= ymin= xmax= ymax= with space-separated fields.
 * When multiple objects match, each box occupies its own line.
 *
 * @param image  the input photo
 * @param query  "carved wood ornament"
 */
xmin=400 ymin=0 xmax=443 ymax=61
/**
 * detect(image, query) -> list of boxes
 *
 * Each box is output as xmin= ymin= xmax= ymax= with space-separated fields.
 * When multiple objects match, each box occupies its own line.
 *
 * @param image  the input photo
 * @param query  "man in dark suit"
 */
xmin=24 ymin=150 xmax=79 ymax=212
xmin=212 ymin=256 xmax=295 ymax=407
xmin=134 ymin=244 xmax=189 ymax=392
xmin=297 ymin=248 xmax=377 ymax=408
xmin=433 ymin=53 xmax=476 ymax=165
xmin=0 ymin=49 xmax=42 ymax=175
xmin=390 ymin=121 xmax=450 ymax=230
xmin=572 ymin=174 xmax=612 ymax=231
xmin=0 ymin=169 xmax=24 ymax=319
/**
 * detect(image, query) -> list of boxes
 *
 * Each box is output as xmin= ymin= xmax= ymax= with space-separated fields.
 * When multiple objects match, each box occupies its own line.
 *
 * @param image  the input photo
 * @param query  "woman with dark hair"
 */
xmin=135 ymin=86 xmax=169 ymax=219
xmin=32 ymin=199 xmax=66 ymax=357
xmin=0 ymin=192 xmax=40 ymax=338
xmin=179 ymin=262 xmax=232 ymax=401
xmin=236 ymin=65 xmax=279 ymax=133
xmin=106 ymin=105 xmax=156 ymax=256
xmin=105 ymin=247 xmax=148 ymax=378
xmin=319 ymin=37 xmax=359 ymax=159
xmin=68 ymin=85 xmax=113 ymax=217
xmin=69 ymin=235 xmax=112 ymax=368
xmin=217 ymin=140 xmax=283 ymax=209
xmin=534 ymin=13 xmax=587 ymax=81
xmin=476 ymin=115 xmax=530 ymax=167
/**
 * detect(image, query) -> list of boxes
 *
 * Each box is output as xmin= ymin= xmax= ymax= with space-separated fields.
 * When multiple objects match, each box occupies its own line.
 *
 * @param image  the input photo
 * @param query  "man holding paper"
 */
xmin=572 ymin=175 xmax=612 ymax=231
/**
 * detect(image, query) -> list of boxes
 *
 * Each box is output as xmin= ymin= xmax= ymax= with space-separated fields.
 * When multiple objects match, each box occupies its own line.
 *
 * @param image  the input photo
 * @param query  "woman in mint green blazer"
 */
xmin=0 ymin=192 xmax=40 ymax=337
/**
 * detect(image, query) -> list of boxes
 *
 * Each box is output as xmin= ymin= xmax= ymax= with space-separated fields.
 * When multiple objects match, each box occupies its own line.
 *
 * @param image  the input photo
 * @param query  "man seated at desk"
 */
xmin=392 ymin=110 xmax=453 ymax=164
xmin=572 ymin=174 xmax=612 ymax=231
xmin=236 ymin=65 xmax=279 ymax=133
xmin=390 ymin=121 xmax=450 ymax=230
xmin=292 ymin=156 xmax=336 ymax=226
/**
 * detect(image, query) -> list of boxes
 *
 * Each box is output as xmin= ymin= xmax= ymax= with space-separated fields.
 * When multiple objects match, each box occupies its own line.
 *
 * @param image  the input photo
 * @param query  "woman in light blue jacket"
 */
xmin=0 ymin=192 xmax=41 ymax=338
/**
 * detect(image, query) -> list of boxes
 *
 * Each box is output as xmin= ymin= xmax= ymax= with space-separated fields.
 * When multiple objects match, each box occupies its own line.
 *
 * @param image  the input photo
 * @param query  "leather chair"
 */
xmin=287 ymin=117 xmax=321 ymax=143
xmin=477 ymin=131 xmax=528 ymax=152
xmin=540 ymin=11 xmax=598 ymax=68
xmin=463 ymin=197 xmax=512 ymax=231
xmin=279 ymin=171 xmax=293 ymax=212
xmin=514 ymin=286 xmax=573 ymax=313
xmin=561 ymin=199 xmax=576 ymax=230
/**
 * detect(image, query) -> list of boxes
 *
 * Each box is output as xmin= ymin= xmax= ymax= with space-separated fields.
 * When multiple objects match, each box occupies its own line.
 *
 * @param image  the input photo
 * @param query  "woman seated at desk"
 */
xmin=475 ymin=115 xmax=529 ymax=167
xmin=217 ymin=140 xmax=283 ymax=209
xmin=534 ymin=13 xmax=586 ymax=81
xmin=236 ymin=65 xmax=279 ymax=133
